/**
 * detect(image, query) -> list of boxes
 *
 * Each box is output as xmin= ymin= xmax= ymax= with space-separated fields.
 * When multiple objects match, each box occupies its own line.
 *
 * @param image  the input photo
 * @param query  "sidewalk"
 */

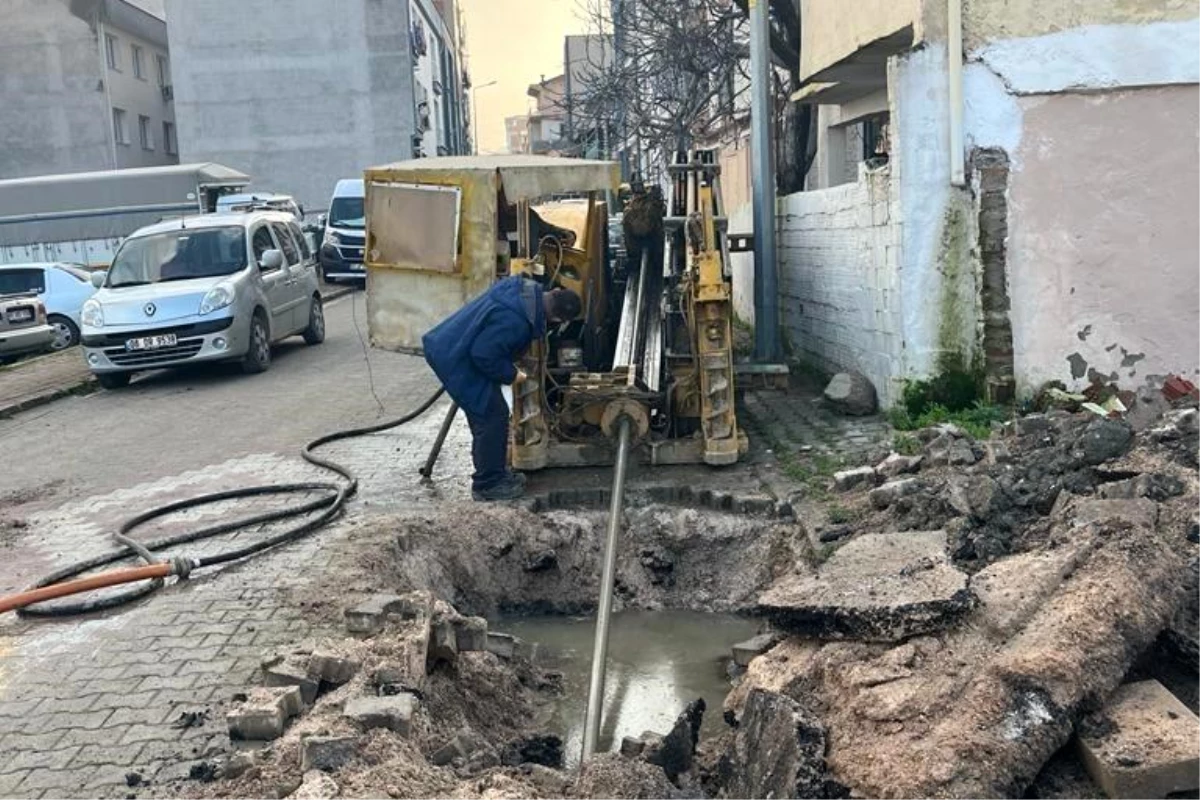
xmin=0 ymin=283 xmax=356 ymax=418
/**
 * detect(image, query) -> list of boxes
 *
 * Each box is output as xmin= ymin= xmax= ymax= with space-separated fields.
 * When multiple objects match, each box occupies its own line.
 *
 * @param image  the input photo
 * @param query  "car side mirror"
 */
xmin=90 ymin=271 xmax=106 ymax=288
xmin=261 ymin=250 xmax=284 ymax=271
xmin=317 ymin=214 xmax=327 ymax=227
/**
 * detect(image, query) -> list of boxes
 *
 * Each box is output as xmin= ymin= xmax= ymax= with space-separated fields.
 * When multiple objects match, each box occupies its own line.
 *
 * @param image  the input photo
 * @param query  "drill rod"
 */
xmin=582 ymin=414 xmax=633 ymax=761
xmin=419 ymin=402 xmax=459 ymax=478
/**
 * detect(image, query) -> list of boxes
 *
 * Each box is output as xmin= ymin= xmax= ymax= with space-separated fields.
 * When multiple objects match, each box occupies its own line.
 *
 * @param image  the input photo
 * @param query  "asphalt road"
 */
xmin=0 ymin=290 xmax=443 ymax=505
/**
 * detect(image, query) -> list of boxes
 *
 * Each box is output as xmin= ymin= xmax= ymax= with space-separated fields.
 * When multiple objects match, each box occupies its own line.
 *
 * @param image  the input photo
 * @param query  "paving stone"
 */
xmin=300 ymin=734 xmax=359 ymax=772
xmin=452 ymin=616 xmax=488 ymax=652
xmin=343 ymin=594 xmax=407 ymax=635
xmin=869 ymin=478 xmax=921 ymax=509
xmin=430 ymin=730 xmax=489 ymax=766
xmin=619 ymin=736 xmax=645 ymax=757
xmin=731 ymin=633 xmax=782 ymax=668
xmin=343 ymin=694 xmax=417 ymax=735
xmin=485 ymin=632 xmax=518 ymax=659
xmin=875 ymin=453 xmax=923 ymax=478
xmin=1077 ymin=680 xmax=1200 ymax=799
xmin=757 ymin=531 xmax=973 ymax=642
xmin=427 ymin=620 xmax=459 ymax=667
xmin=832 ymin=467 xmax=878 ymax=492
xmin=307 ymin=650 xmax=360 ymax=686
xmin=262 ymin=654 xmax=320 ymax=705
xmin=226 ymin=686 xmax=302 ymax=741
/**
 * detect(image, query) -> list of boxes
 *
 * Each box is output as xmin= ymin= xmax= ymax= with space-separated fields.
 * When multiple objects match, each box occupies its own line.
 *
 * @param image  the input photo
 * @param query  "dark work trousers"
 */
xmin=465 ymin=385 xmax=510 ymax=491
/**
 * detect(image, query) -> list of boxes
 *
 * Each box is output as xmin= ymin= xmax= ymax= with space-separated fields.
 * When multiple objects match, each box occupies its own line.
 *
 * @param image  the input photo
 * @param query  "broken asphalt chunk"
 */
xmin=757 ymin=531 xmax=972 ymax=641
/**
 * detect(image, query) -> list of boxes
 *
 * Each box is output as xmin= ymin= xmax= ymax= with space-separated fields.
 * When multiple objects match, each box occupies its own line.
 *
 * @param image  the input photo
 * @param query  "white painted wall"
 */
xmin=777 ymin=165 xmax=903 ymax=404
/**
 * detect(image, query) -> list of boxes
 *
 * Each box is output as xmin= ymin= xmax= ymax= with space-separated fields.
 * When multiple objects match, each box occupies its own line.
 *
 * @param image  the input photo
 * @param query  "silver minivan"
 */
xmin=81 ymin=211 xmax=325 ymax=388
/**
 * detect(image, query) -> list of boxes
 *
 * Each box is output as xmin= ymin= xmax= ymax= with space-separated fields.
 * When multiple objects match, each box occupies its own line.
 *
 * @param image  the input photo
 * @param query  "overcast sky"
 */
xmin=460 ymin=0 xmax=588 ymax=152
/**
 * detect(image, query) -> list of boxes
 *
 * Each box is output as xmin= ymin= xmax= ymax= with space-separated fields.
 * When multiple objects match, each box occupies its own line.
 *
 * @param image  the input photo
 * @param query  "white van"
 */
xmin=318 ymin=179 xmax=365 ymax=283
xmin=215 ymin=192 xmax=303 ymax=219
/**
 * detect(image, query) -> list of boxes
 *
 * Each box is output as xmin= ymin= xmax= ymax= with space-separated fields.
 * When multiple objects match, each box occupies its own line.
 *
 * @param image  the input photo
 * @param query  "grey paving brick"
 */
xmin=132 ymin=673 xmax=198 ymax=694
xmin=0 ymin=771 xmax=30 ymax=796
xmin=89 ymin=690 xmax=159 ymax=712
xmin=4 ymin=746 xmax=82 ymax=773
xmin=69 ymin=741 xmax=147 ymax=768
xmin=0 ymin=697 xmax=43 ymax=719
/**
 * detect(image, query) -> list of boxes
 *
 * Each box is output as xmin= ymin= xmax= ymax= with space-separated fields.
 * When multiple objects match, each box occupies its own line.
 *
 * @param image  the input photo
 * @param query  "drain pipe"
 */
xmin=582 ymin=414 xmax=633 ymax=761
xmin=948 ymin=0 xmax=966 ymax=186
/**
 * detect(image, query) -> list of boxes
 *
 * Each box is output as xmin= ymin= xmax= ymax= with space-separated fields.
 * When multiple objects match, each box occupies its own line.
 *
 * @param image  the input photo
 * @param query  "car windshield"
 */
xmin=56 ymin=265 xmax=92 ymax=282
xmin=329 ymin=196 xmax=365 ymax=229
xmin=107 ymin=227 xmax=247 ymax=287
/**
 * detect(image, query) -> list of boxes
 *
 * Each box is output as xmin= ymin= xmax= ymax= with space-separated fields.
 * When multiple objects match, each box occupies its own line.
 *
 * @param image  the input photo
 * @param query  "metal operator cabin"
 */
xmin=362 ymin=152 xmax=745 ymax=760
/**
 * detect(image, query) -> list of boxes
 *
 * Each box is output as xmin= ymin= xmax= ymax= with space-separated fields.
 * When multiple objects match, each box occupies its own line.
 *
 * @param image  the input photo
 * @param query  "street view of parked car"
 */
xmin=80 ymin=209 xmax=326 ymax=389
xmin=0 ymin=293 xmax=55 ymax=362
xmin=0 ymin=263 xmax=98 ymax=351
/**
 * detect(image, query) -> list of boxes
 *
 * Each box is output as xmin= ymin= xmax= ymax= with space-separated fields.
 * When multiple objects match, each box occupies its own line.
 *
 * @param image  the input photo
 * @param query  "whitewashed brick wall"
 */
xmin=777 ymin=165 xmax=904 ymax=405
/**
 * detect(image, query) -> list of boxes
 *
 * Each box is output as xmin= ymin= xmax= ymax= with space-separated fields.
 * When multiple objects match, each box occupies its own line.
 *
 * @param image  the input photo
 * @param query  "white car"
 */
xmin=80 ymin=211 xmax=324 ymax=388
xmin=0 ymin=263 xmax=98 ymax=350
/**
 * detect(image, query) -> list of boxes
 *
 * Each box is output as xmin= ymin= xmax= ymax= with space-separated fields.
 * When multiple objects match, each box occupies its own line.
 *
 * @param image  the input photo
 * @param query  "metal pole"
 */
xmin=581 ymin=415 xmax=632 ymax=761
xmin=419 ymin=402 xmax=459 ymax=478
xmin=749 ymin=0 xmax=780 ymax=362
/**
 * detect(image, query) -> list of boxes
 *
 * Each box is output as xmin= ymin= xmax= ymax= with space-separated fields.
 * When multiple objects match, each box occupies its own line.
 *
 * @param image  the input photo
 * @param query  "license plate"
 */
xmin=7 ymin=309 xmax=32 ymax=322
xmin=126 ymin=333 xmax=177 ymax=351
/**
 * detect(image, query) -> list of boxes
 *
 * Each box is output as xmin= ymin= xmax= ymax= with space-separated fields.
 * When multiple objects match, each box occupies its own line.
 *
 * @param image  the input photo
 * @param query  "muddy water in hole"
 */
xmin=501 ymin=610 xmax=760 ymax=766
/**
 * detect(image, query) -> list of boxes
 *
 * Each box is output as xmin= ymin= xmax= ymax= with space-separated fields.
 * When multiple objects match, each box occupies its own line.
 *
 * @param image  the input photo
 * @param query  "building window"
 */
xmin=132 ymin=44 xmax=145 ymax=79
xmin=105 ymin=33 xmax=120 ymax=70
xmin=156 ymin=53 xmax=169 ymax=86
xmin=139 ymin=115 xmax=154 ymax=150
xmin=162 ymin=121 xmax=177 ymax=155
xmin=112 ymin=108 xmax=129 ymax=145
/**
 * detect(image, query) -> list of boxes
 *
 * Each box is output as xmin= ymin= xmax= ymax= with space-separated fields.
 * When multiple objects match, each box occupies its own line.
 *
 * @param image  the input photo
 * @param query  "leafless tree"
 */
xmin=563 ymin=0 xmax=815 ymax=193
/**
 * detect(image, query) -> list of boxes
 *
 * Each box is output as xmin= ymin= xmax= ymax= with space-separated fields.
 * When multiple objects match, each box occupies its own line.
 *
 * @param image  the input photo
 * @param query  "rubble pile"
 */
xmin=725 ymin=404 xmax=1199 ymax=798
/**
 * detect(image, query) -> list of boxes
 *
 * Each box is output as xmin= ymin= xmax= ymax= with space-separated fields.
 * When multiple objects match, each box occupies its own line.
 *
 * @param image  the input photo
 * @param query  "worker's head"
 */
xmin=544 ymin=288 xmax=583 ymax=324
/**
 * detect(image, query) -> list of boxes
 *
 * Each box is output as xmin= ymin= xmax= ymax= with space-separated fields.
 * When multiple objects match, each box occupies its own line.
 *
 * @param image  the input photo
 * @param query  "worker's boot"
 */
xmin=472 ymin=474 xmax=525 ymax=502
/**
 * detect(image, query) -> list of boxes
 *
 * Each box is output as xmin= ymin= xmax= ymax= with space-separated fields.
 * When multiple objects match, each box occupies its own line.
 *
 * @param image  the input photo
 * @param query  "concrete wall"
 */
xmin=799 ymin=0 xmax=925 ymax=82
xmin=104 ymin=19 xmax=176 ymax=169
xmin=0 ymin=0 xmax=113 ymax=179
xmin=164 ymin=0 xmax=418 ymax=212
xmin=777 ymin=167 xmax=904 ymax=403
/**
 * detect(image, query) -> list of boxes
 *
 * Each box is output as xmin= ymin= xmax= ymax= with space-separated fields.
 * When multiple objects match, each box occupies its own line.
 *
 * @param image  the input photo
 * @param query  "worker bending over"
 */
xmin=423 ymin=276 xmax=582 ymax=501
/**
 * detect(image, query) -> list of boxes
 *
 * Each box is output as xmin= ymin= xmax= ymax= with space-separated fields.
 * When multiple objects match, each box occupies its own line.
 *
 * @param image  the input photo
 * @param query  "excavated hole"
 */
xmin=367 ymin=498 xmax=808 ymax=764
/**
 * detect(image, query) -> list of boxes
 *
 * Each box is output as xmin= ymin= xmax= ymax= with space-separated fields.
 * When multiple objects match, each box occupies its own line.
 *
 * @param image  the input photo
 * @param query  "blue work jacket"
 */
xmin=422 ymin=276 xmax=545 ymax=417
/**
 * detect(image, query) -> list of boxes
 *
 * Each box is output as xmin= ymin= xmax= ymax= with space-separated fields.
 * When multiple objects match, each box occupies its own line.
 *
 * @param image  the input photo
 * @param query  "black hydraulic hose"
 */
xmin=16 ymin=387 xmax=446 ymax=618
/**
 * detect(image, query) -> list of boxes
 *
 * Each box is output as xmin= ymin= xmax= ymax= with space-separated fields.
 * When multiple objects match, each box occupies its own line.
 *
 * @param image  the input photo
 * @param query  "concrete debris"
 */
xmin=428 ymin=619 xmax=459 ymax=667
xmin=924 ymin=433 xmax=977 ymax=467
xmin=869 ymin=478 xmax=921 ymax=510
xmin=288 ymin=770 xmax=339 ymax=799
xmin=343 ymin=593 xmax=407 ymax=636
xmin=757 ymin=531 xmax=972 ymax=641
xmin=717 ymin=688 xmax=832 ymax=799
xmin=1075 ymin=418 xmax=1134 ymax=465
xmin=343 ymin=694 xmax=418 ymax=735
xmin=227 ymin=686 xmax=303 ymax=741
xmin=524 ymin=548 xmax=558 ymax=572
xmin=731 ymin=633 xmax=781 ymax=667
xmin=832 ymin=466 xmax=878 ymax=492
xmin=944 ymin=474 xmax=1002 ymax=518
xmin=300 ymin=735 xmax=358 ymax=772
xmin=619 ymin=736 xmax=645 ymax=757
xmin=1097 ymin=471 xmax=1185 ymax=501
xmin=969 ymin=544 xmax=1092 ymax=637
xmin=822 ymin=371 xmax=878 ymax=416
xmin=484 ymin=631 xmax=538 ymax=661
xmin=1077 ymin=680 xmax=1200 ymax=799
xmin=875 ymin=452 xmax=923 ymax=478
xmin=642 ymin=698 xmax=704 ymax=783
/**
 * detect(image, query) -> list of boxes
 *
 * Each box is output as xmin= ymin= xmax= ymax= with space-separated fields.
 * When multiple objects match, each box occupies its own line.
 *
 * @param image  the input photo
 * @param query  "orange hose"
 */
xmin=0 ymin=563 xmax=173 ymax=615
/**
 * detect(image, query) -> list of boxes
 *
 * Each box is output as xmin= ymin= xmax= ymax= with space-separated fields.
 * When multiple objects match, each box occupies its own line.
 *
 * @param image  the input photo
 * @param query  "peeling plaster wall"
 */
xmin=961 ymin=19 xmax=1200 ymax=393
xmin=1008 ymin=86 xmax=1200 ymax=390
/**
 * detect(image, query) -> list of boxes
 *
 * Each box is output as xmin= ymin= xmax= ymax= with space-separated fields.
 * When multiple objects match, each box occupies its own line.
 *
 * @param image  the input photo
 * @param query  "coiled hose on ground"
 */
xmin=0 ymin=388 xmax=446 ymax=618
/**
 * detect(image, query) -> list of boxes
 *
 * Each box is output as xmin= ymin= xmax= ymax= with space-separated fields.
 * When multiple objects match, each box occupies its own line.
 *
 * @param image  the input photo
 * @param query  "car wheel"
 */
xmin=96 ymin=372 xmax=131 ymax=390
xmin=302 ymin=296 xmax=326 ymax=345
xmin=48 ymin=315 xmax=80 ymax=351
xmin=241 ymin=312 xmax=272 ymax=374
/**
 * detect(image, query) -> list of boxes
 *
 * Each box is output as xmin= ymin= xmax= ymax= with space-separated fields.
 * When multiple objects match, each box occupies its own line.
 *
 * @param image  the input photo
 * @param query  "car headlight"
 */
xmin=199 ymin=284 xmax=234 ymax=315
xmin=81 ymin=299 xmax=104 ymax=328
xmin=324 ymin=230 xmax=343 ymax=245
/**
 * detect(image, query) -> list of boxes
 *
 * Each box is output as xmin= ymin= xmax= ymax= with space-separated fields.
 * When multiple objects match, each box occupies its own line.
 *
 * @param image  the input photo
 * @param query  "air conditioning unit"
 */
xmin=161 ymin=84 xmax=174 ymax=101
